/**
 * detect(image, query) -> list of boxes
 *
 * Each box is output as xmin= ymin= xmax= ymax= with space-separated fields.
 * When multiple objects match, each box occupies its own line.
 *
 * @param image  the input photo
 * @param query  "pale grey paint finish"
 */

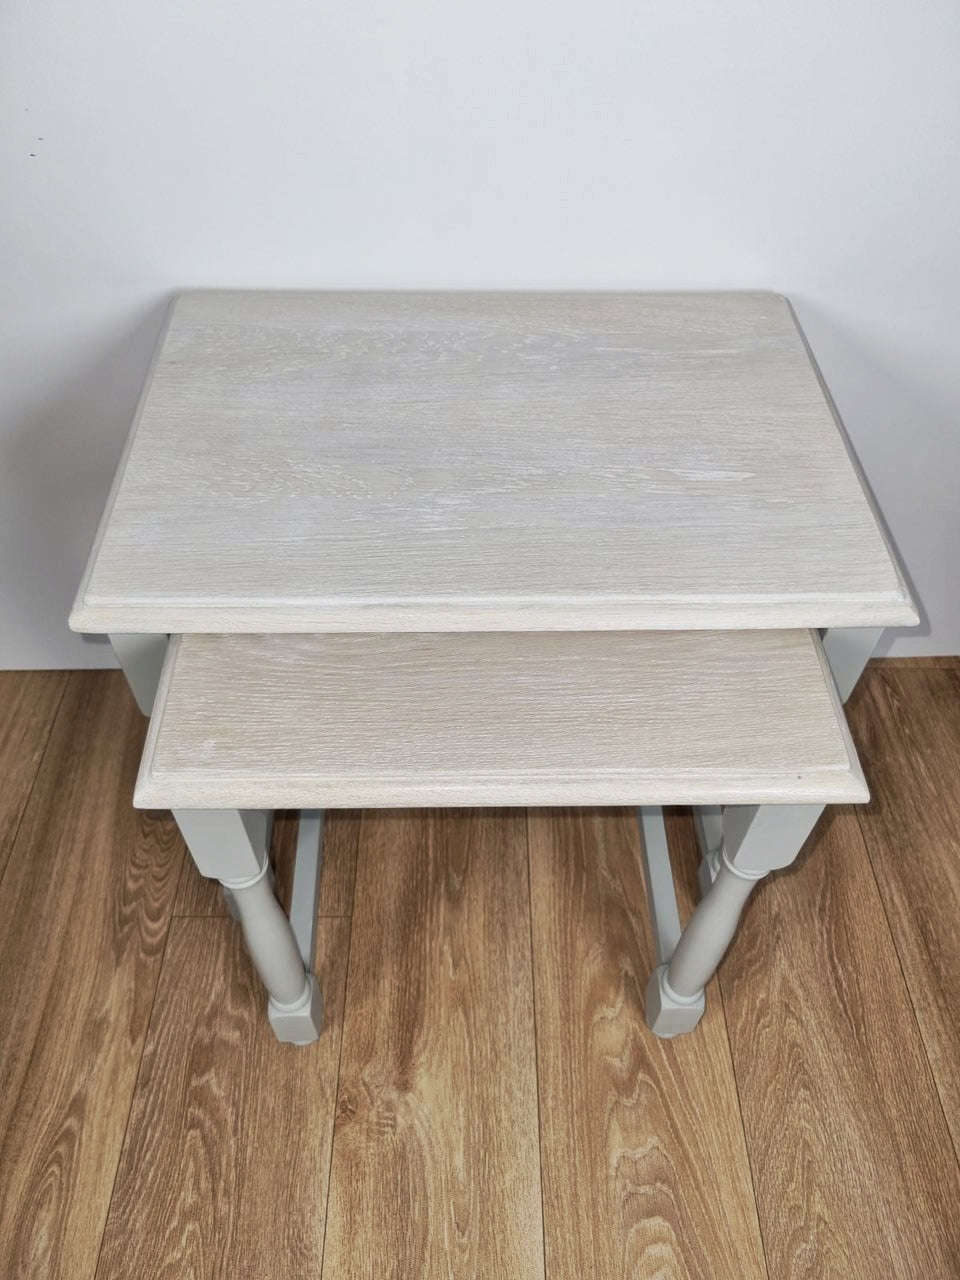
xmin=70 ymin=290 xmax=916 ymax=636
xmin=134 ymin=629 xmax=867 ymax=810
xmin=644 ymin=965 xmax=707 ymax=1037
xmin=720 ymin=802 xmax=827 ymax=876
xmin=648 ymin=801 xmax=827 ymax=1030
xmin=227 ymin=864 xmax=312 ymax=1008
xmin=663 ymin=856 xmax=765 ymax=1001
xmin=172 ymin=807 xmax=269 ymax=882
xmin=171 ymin=803 xmax=320 ymax=1042
xmin=651 ymin=621 xmax=867 ymax=1028
xmin=108 ymin=632 xmax=168 ymax=715
xmin=637 ymin=806 xmax=682 ymax=965
xmin=820 ymin=626 xmax=883 ymax=703
xmin=693 ymin=626 xmax=879 ymax=891
xmin=289 ymin=811 xmax=324 ymax=970
xmin=693 ymin=805 xmax=725 ymax=895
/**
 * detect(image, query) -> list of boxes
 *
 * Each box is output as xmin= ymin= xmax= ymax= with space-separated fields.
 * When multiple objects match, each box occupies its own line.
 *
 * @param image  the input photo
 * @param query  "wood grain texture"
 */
xmin=0 ymin=673 xmax=183 ymax=1280
xmin=322 ymin=810 xmax=545 ymax=1280
xmin=69 ymin=290 xmax=915 ymax=635
xmin=718 ymin=807 xmax=960 ymax=1278
xmin=529 ymin=807 xmax=766 ymax=1280
xmin=95 ymin=915 xmax=350 ymax=1280
xmin=0 ymin=670 xmax=66 ymax=879
xmin=136 ymin=630 xmax=866 ymax=810
xmin=174 ymin=809 xmax=360 ymax=918
xmin=2 ymin=667 xmax=960 ymax=1278
xmin=850 ymin=664 xmax=960 ymax=1152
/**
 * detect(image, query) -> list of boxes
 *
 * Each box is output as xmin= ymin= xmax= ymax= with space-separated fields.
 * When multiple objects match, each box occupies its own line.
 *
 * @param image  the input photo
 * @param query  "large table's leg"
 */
xmin=820 ymin=627 xmax=883 ymax=703
xmin=109 ymin=632 xmax=169 ymax=716
xmin=173 ymin=808 xmax=323 ymax=1045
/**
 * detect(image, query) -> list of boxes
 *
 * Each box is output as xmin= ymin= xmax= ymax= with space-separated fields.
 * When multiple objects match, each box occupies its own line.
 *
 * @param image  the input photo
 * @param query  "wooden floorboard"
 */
xmin=850 ymin=664 xmax=960 ymax=1154
xmin=0 ymin=670 xmax=67 ymax=880
xmin=174 ymin=809 xmax=360 ymax=918
xmin=718 ymin=807 xmax=960 ymax=1278
xmin=95 ymin=915 xmax=351 ymax=1280
xmin=3 ymin=664 xmax=960 ymax=1278
xmin=528 ymin=807 xmax=766 ymax=1280
xmin=0 ymin=672 xmax=183 ymax=1280
xmin=322 ymin=809 xmax=545 ymax=1280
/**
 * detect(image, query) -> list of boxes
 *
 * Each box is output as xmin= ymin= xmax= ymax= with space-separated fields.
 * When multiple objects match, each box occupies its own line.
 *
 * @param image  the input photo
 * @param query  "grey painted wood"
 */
xmin=720 ymin=802 xmax=828 ymax=876
xmin=108 ymin=633 xmax=168 ymax=716
xmin=70 ymin=291 xmax=916 ymax=635
xmin=228 ymin=866 xmax=312 ymax=1008
xmin=134 ymin=629 xmax=867 ymax=810
xmin=173 ymin=807 xmax=268 ymax=882
xmin=171 ymin=804 xmax=321 ymax=1043
xmin=664 ymin=857 xmax=766 ymax=1000
xmin=637 ymin=805 xmax=682 ymax=964
xmin=289 ymin=810 xmax=324 ymax=970
xmin=648 ymin=800 xmax=828 ymax=1033
xmin=821 ymin=627 xmax=883 ymax=703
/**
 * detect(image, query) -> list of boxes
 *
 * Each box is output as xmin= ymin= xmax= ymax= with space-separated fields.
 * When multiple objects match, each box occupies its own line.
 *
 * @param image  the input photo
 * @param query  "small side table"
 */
xmin=71 ymin=290 xmax=916 ymax=1043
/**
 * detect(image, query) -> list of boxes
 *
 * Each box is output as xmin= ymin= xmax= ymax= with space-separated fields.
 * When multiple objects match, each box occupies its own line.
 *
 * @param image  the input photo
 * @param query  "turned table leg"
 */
xmin=109 ymin=634 xmax=323 ymax=1044
xmin=662 ymin=854 xmax=765 ymax=1000
xmin=646 ymin=803 xmax=825 ymax=1036
xmin=173 ymin=808 xmax=323 ymax=1044
xmin=656 ymin=625 xmax=884 ymax=1037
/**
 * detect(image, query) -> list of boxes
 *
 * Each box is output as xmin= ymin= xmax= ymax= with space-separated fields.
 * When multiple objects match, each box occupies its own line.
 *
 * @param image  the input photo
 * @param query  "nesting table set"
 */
xmin=71 ymin=291 xmax=916 ymax=1044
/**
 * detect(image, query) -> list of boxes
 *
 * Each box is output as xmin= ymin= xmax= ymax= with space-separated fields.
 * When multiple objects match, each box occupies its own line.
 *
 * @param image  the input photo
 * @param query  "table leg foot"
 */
xmin=644 ymin=964 xmax=706 ymax=1038
xmin=267 ymin=973 xmax=324 ymax=1045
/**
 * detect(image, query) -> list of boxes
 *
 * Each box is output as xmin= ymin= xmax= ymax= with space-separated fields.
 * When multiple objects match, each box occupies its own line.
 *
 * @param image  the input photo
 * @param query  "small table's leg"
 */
xmin=221 ymin=850 xmax=277 ymax=922
xmin=112 ymin=632 xmax=281 ymax=954
xmin=174 ymin=808 xmax=323 ymax=1045
xmin=691 ymin=627 xmax=881 ymax=895
xmin=646 ymin=803 xmax=825 ymax=1037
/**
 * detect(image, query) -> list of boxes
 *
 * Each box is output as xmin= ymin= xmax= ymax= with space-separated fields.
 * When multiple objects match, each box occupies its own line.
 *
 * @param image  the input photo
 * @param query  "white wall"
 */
xmin=2 ymin=0 xmax=958 ymax=665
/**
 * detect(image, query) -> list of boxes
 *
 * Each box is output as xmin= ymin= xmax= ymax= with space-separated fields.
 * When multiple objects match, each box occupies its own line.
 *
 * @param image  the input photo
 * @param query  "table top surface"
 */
xmin=135 ymin=629 xmax=867 ymax=810
xmin=71 ymin=290 xmax=916 ymax=634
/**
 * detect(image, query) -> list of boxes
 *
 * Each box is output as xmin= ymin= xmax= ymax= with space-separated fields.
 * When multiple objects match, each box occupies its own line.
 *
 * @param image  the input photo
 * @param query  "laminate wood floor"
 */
xmin=0 ymin=662 xmax=958 ymax=1279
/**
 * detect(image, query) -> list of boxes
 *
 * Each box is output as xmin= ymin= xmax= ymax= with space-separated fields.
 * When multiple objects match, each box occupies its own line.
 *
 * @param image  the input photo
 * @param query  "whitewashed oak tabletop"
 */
xmin=70 ymin=290 xmax=916 ymax=635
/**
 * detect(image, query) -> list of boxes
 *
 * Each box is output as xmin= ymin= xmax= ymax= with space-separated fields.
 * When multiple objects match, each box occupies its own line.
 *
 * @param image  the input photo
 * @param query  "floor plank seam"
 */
xmin=7 ymin=668 xmax=959 ymax=1274
xmin=0 ymin=673 xmax=68 ymax=899
xmin=714 ymin=968 xmax=773 ymax=1280
xmin=169 ymin=908 xmax=355 ymax=920
xmin=317 ymin=817 xmax=361 ymax=1278
xmin=854 ymin=803 xmax=960 ymax=1178
xmin=524 ymin=809 xmax=551 ymax=1280
xmin=93 ymin=910 xmax=175 ymax=1280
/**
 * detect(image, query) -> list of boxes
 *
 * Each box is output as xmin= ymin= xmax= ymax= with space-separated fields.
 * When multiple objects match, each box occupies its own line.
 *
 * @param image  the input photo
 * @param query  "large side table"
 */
xmin=71 ymin=291 xmax=916 ymax=1043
